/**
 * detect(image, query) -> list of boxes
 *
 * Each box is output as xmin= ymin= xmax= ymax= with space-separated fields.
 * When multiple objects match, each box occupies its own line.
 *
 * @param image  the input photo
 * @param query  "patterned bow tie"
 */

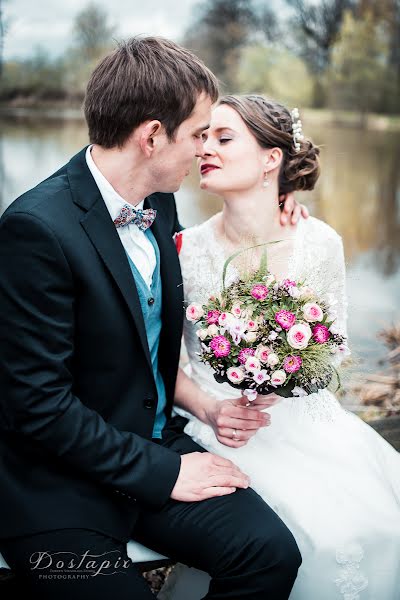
xmin=113 ymin=204 xmax=157 ymax=232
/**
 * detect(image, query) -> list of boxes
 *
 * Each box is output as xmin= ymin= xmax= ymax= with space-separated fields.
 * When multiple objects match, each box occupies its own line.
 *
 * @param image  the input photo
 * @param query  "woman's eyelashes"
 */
xmin=201 ymin=133 xmax=232 ymax=144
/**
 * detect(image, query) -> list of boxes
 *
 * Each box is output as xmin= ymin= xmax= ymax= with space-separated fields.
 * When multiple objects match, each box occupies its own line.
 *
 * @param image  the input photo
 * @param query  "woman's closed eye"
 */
xmin=219 ymin=137 xmax=232 ymax=144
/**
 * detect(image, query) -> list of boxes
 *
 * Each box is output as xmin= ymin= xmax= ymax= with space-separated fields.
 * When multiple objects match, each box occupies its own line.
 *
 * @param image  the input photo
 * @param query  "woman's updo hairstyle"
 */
xmin=218 ymin=94 xmax=320 ymax=195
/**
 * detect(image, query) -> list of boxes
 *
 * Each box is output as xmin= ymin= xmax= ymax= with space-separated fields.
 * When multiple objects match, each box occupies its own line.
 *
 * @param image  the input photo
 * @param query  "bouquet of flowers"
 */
xmin=185 ymin=246 xmax=348 ymax=400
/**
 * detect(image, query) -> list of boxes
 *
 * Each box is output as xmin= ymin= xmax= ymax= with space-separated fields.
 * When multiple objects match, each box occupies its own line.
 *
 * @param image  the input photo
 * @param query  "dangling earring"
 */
xmin=263 ymin=173 xmax=270 ymax=188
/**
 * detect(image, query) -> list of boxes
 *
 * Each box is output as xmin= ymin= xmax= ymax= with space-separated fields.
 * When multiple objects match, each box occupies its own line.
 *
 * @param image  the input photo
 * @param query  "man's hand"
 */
xmin=170 ymin=452 xmax=250 ymax=502
xmin=204 ymin=397 xmax=271 ymax=448
xmin=280 ymin=192 xmax=309 ymax=226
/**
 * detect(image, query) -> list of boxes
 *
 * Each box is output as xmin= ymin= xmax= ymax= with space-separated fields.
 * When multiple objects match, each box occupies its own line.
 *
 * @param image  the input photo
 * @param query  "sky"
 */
xmin=3 ymin=0 xmax=199 ymax=60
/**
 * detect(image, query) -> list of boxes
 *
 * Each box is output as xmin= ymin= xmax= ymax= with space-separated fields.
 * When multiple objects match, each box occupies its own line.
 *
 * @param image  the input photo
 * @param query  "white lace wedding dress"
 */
xmin=172 ymin=214 xmax=400 ymax=600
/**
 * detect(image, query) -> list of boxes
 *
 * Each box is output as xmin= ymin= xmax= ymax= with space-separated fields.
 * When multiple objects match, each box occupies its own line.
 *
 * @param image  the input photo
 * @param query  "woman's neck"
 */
xmin=216 ymin=187 xmax=287 ymax=249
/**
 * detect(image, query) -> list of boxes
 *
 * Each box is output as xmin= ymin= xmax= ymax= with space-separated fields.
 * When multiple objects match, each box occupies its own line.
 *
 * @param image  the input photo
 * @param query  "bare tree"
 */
xmin=184 ymin=0 xmax=256 ymax=91
xmin=285 ymin=0 xmax=357 ymax=74
xmin=284 ymin=0 xmax=357 ymax=105
xmin=73 ymin=2 xmax=115 ymax=61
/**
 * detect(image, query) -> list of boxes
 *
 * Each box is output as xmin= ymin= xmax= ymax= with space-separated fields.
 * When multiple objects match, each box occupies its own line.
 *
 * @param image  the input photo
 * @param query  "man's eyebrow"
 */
xmin=196 ymin=124 xmax=210 ymax=134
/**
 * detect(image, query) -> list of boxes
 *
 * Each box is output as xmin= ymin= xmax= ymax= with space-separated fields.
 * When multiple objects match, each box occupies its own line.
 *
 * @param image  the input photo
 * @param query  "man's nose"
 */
xmin=195 ymin=138 xmax=207 ymax=158
xmin=197 ymin=138 xmax=215 ymax=158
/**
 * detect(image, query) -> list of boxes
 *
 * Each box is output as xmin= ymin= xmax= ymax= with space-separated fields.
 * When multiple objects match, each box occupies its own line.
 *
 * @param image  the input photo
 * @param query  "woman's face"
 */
xmin=198 ymin=104 xmax=267 ymax=195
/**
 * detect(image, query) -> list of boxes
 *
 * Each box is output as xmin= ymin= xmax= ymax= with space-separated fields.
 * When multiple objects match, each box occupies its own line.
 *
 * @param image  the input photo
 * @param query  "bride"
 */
xmin=171 ymin=95 xmax=400 ymax=599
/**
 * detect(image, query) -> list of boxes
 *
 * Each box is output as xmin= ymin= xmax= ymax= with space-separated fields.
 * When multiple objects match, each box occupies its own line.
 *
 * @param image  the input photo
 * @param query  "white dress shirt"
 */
xmin=85 ymin=146 xmax=156 ymax=288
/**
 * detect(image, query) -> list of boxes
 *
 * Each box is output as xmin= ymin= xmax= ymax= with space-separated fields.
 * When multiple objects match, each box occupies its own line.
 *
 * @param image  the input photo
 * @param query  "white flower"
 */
xmin=268 ymin=331 xmax=278 ymax=341
xmin=287 ymin=323 xmax=312 ymax=350
xmin=245 ymin=356 xmax=261 ymax=372
xmin=267 ymin=352 xmax=279 ymax=367
xmin=218 ymin=312 xmax=235 ymax=327
xmin=207 ymin=324 xmax=219 ymax=337
xmin=292 ymin=386 xmax=307 ymax=397
xmin=303 ymin=302 xmax=324 ymax=322
xmin=270 ymin=370 xmax=287 ymax=386
xmin=245 ymin=331 xmax=258 ymax=343
xmin=196 ymin=328 xmax=208 ymax=341
xmin=264 ymin=274 xmax=275 ymax=286
xmin=253 ymin=369 xmax=270 ymax=384
xmin=227 ymin=367 xmax=245 ymax=384
xmin=186 ymin=303 xmax=204 ymax=322
xmin=299 ymin=285 xmax=315 ymax=300
xmin=226 ymin=318 xmax=247 ymax=345
xmin=288 ymin=286 xmax=301 ymax=299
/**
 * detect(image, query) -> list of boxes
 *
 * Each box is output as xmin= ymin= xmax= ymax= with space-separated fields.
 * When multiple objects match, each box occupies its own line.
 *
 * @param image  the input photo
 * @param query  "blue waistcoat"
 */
xmin=125 ymin=229 xmax=167 ymax=438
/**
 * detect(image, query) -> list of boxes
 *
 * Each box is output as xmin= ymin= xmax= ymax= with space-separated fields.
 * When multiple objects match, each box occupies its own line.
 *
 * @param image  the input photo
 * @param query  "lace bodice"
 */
xmin=178 ymin=214 xmax=349 ymax=420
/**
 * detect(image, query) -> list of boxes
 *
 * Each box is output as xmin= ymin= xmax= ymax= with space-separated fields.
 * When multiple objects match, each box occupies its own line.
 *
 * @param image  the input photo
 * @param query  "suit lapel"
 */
xmin=145 ymin=194 xmax=183 ymax=324
xmin=68 ymin=148 xmax=152 ymax=370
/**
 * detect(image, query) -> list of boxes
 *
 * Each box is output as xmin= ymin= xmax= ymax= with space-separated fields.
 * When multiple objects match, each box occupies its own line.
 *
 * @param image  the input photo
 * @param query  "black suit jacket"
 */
xmin=0 ymin=147 xmax=184 ymax=540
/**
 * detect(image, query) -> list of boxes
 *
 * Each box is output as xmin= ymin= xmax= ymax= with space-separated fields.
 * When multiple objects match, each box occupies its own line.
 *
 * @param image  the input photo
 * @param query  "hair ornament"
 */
xmin=290 ymin=107 xmax=304 ymax=152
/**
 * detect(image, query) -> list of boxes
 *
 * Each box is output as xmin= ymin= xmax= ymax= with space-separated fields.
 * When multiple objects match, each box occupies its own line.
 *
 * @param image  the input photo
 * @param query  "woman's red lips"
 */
xmin=200 ymin=164 xmax=220 ymax=175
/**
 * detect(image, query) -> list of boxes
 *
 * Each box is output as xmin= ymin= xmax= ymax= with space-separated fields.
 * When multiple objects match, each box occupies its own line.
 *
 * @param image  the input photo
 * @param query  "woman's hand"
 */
xmin=203 ymin=396 xmax=271 ymax=448
xmin=280 ymin=192 xmax=309 ymax=226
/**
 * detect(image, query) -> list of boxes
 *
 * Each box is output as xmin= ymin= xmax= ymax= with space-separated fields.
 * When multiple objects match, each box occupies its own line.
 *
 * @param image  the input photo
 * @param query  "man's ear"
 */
xmin=264 ymin=147 xmax=284 ymax=172
xmin=138 ymin=120 xmax=164 ymax=157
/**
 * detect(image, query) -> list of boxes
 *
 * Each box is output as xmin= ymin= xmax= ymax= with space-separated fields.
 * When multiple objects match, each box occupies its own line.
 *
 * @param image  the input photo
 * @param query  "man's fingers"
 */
xmin=291 ymin=204 xmax=301 ymax=225
xmin=281 ymin=193 xmax=294 ymax=213
xmin=209 ymin=474 xmax=250 ymax=489
xmin=209 ymin=454 xmax=238 ymax=469
xmin=300 ymin=203 xmax=309 ymax=218
xmin=201 ymin=486 xmax=237 ymax=499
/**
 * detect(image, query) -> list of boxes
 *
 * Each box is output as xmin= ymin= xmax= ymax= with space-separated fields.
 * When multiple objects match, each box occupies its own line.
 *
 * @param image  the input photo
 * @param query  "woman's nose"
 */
xmin=202 ymin=138 xmax=216 ymax=156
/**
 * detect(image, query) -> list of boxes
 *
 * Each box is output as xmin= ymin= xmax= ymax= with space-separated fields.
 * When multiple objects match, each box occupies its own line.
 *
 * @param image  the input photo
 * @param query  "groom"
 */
xmin=0 ymin=37 xmax=303 ymax=598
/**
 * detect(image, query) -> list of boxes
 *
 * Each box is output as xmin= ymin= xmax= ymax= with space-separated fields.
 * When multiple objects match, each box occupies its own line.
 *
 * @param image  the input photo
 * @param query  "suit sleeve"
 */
xmin=0 ymin=211 xmax=181 ymax=509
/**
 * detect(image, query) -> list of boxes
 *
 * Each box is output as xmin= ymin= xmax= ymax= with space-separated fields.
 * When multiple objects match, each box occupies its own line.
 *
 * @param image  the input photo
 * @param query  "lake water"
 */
xmin=1 ymin=114 xmax=399 ymax=405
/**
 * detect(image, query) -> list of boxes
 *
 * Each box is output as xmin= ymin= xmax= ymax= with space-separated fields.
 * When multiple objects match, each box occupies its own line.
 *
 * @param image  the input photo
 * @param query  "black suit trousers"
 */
xmin=0 ymin=418 xmax=301 ymax=599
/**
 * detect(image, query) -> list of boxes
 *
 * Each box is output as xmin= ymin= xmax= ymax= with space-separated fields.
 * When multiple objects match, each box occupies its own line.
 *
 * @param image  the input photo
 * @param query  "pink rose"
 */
xmin=238 ymin=348 xmax=255 ymax=365
xmin=287 ymin=323 xmax=312 ymax=349
xmin=283 ymin=355 xmax=303 ymax=373
xmin=251 ymin=284 xmax=269 ymax=301
xmin=207 ymin=310 xmax=221 ymax=325
xmin=227 ymin=367 xmax=245 ymax=384
xmin=245 ymin=356 xmax=261 ymax=372
xmin=255 ymin=345 xmax=270 ymax=363
xmin=303 ymin=302 xmax=324 ymax=322
xmin=270 ymin=370 xmax=287 ymax=386
xmin=275 ymin=310 xmax=296 ymax=330
xmin=209 ymin=335 xmax=231 ymax=358
xmin=312 ymin=324 xmax=331 ymax=344
xmin=186 ymin=303 xmax=204 ymax=322
xmin=247 ymin=320 xmax=258 ymax=331
xmin=231 ymin=303 xmax=242 ymax=317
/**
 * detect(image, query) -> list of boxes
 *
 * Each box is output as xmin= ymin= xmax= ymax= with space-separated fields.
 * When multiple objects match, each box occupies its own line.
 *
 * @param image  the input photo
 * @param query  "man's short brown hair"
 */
xmin=84 ymin=36 xmax=219 ymax=148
